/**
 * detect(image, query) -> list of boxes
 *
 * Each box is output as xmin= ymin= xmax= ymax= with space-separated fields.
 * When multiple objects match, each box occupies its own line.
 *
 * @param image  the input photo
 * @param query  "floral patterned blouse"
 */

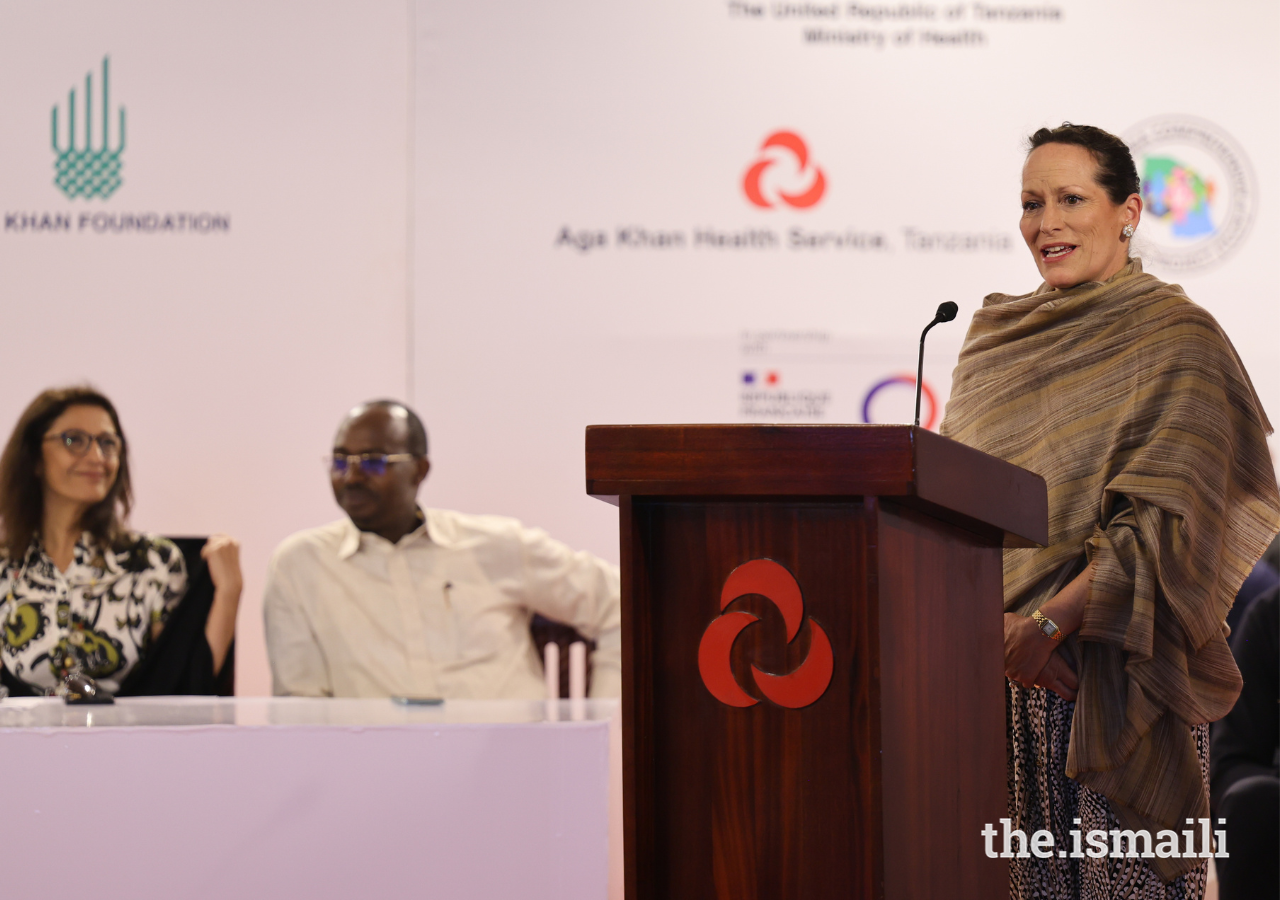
xmin=0 ymin=533 xmax=186 ymax=693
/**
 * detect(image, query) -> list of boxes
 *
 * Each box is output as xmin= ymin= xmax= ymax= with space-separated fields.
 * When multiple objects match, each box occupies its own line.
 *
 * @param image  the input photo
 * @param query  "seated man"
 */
xmin=264 ymin=400 xmax=620 ymax=698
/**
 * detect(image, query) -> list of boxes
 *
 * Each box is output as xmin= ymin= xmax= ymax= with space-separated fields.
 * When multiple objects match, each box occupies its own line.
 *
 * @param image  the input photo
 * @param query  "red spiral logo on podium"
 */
xmin=697 ymin=559 xmax=834 ymax=709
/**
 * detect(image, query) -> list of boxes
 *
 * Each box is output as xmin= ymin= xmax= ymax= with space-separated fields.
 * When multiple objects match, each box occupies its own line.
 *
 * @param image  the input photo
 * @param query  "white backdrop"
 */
xmin=413 ymin=0 xmax=1280 ymax=568
xmin=2 ymin=0 xmax=1276 ymax=694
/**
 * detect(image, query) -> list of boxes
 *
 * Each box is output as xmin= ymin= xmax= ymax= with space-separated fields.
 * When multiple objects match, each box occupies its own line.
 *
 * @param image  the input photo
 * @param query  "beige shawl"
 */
xmin=941 ymin=259 xmax=1280 ymax=881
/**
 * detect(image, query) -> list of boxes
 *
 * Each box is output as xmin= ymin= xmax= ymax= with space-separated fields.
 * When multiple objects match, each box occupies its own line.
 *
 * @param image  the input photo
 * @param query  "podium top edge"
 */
xmin=584 ymin=424 xmax=1048 ymax=546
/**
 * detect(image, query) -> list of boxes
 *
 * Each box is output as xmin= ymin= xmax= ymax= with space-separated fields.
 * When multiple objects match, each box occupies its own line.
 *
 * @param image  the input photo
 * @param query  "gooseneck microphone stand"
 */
xmin=914 ymin=301 xmax=959 ymax=427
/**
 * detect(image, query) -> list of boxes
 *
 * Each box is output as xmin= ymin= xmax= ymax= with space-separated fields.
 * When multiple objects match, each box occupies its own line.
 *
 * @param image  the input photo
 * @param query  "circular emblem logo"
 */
xmin=862 ymin=374 xmax=938 ymax=430
xmin=1123 ymin=115 xmax=1257 ymax=273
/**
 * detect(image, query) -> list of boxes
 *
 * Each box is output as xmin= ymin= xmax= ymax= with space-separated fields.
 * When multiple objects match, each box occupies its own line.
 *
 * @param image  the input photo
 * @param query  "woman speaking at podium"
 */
xmin=941 ymin=124 xmax=1279 ymax=899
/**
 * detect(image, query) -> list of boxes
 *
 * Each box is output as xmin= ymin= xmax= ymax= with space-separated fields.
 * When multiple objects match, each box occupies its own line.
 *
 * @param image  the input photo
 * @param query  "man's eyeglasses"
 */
xmin=44 ymin=430 xmax=122 ymax=460
xmin=329 ymin=453 xmax=416 ymax=477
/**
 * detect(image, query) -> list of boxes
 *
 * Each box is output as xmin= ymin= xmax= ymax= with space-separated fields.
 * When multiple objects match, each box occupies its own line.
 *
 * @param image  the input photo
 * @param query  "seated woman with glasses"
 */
xmin=0 ymin=386 xmax=241 ymax=696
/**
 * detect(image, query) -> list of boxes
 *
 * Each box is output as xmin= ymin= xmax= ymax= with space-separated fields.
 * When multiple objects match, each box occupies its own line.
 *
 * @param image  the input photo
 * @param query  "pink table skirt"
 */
xmin=0 ymin=697 xmax=615 ymax=900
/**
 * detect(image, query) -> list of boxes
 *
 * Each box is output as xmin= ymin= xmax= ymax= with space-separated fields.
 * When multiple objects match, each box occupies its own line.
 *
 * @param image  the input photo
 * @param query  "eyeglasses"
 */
xmin=44 ymin=430 xmax=122 ymax=459
xmin=329 ymin=453 xmax=416 ymax=477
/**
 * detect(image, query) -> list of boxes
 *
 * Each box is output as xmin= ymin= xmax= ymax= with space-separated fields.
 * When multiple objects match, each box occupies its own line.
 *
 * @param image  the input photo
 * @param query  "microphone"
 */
xmin=914 ymin=301 xmax=959 ymax=428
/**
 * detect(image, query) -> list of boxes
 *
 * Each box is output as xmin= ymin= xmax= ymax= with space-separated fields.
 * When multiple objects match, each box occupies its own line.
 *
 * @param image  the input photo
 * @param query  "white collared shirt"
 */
xmin=263 ymin=509 xmax=621 ymax=699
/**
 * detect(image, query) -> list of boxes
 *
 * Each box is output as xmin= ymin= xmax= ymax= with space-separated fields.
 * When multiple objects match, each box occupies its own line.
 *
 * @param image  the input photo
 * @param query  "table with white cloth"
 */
xmin=0 ymin=696 xmax=618 ymax=900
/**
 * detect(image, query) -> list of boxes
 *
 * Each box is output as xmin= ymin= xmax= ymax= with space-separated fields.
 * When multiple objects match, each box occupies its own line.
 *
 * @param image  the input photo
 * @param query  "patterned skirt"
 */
xmin=1007 ymin=680 xmax=1209 ymax=900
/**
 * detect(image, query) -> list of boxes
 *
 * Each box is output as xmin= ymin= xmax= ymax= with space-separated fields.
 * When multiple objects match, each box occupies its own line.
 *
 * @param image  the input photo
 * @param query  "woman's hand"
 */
xmin=201 ymin=533 xmax=243 ymax=676
xmin=202 ymin=533 xmax=243 ymax=597
xmin=1033 ymin=651 xmax=1078 ymax=702
xmin=1004 ymin=612 xmax=1058 ymax=689
xmin=1003 ymin=561 xmax=1093 ymax=700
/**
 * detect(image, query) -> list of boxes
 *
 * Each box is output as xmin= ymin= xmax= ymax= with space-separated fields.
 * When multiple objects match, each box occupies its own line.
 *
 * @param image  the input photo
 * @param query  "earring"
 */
xmin=1122 ymin=224 xmax=1135 ymax=238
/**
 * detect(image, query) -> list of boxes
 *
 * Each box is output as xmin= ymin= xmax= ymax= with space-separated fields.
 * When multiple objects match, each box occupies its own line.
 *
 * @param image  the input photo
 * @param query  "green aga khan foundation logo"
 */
xmin=52 ymin=56 xmax=125 ymax=199
xmin=4 ymin=54 xmax=228 ymax=235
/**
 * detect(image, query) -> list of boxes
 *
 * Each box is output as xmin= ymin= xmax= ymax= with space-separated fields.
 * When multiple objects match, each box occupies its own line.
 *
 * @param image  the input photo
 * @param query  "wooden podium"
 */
xmin=585 ymin=425 xmax=1048 ymax=900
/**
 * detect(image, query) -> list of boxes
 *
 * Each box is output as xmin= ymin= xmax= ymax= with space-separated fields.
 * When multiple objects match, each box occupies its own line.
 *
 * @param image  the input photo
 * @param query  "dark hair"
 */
xmin=1027 ymin=123 xmax=1140 ymax=206
xmin=353 ymin=400 xmax=429 ymax=457
xmin=0 ymin=386 xmax=132 ymax=560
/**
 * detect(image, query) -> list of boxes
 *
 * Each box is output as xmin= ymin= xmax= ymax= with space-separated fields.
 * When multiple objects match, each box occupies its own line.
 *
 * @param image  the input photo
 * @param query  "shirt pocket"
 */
xmin=439 ymin=581 xmax=522 ymax=672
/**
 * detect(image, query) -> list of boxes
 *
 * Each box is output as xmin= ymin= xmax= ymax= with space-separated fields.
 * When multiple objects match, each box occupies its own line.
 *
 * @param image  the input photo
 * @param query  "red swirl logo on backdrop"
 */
xmin=697 ymin=559 xmax=834 ymax=709
xmin=742 ymin=131 xmax=827 ymax=210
